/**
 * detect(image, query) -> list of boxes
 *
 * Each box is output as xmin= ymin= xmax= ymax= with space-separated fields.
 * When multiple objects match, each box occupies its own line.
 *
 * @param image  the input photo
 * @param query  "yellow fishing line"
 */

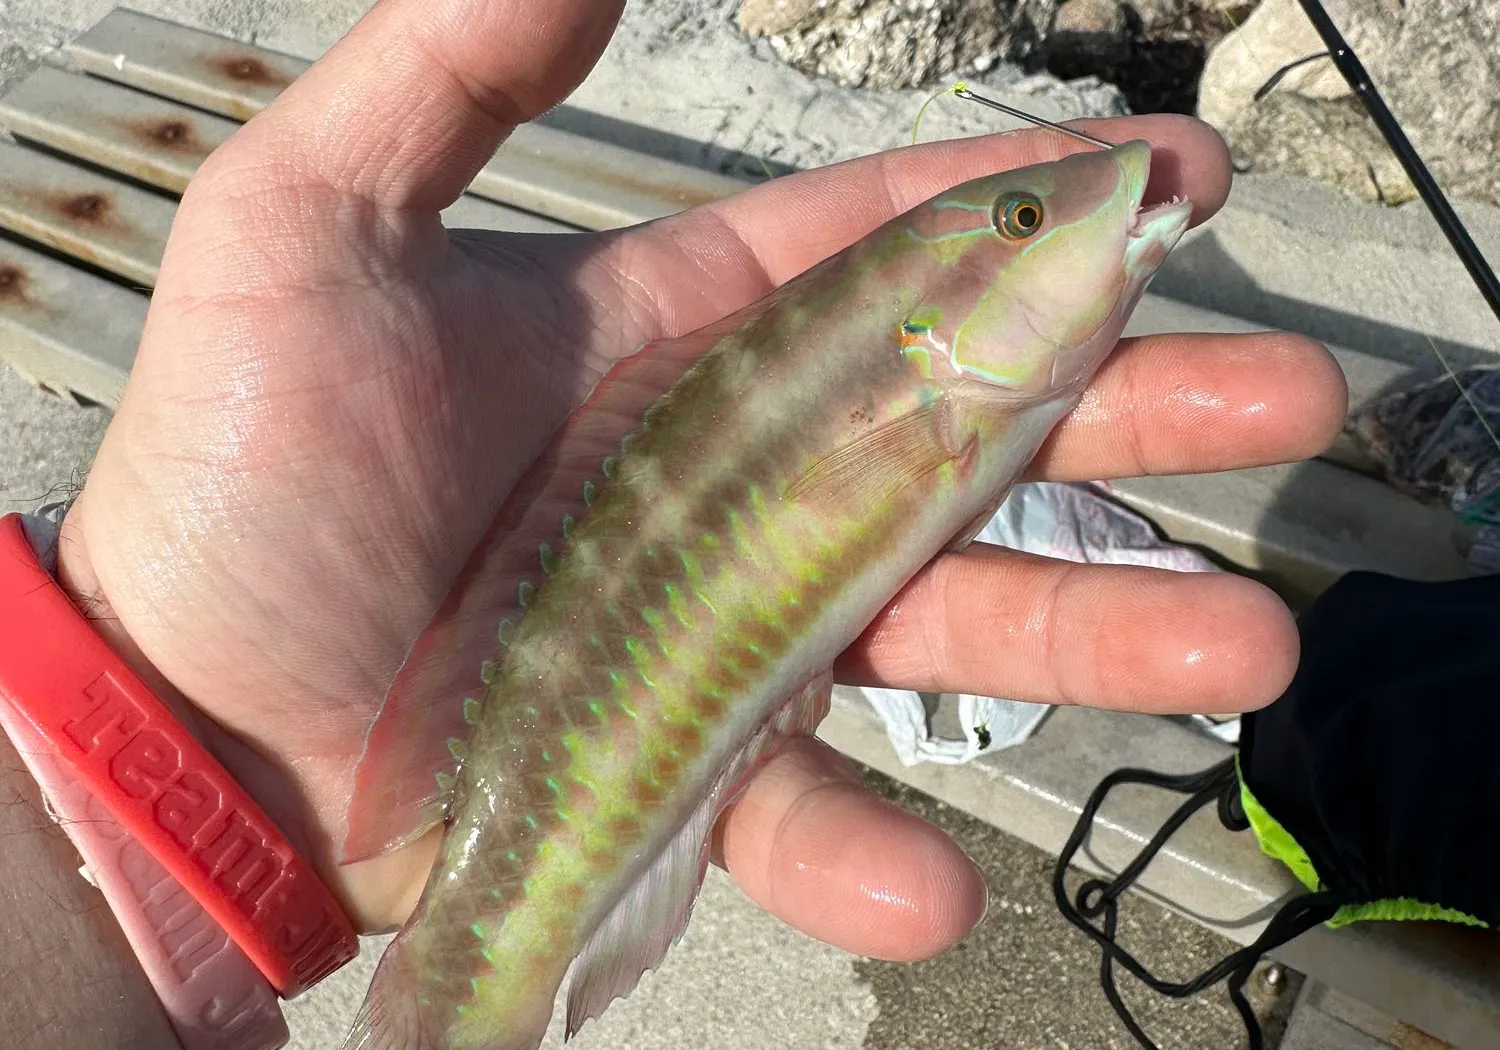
xmin=911 ymin=81 xmax=968 ymax=146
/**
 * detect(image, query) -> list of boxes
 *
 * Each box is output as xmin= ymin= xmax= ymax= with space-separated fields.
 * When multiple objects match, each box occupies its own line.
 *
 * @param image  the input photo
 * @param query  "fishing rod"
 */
xmin=1268 ymin=0 xmax=1500 ymax=329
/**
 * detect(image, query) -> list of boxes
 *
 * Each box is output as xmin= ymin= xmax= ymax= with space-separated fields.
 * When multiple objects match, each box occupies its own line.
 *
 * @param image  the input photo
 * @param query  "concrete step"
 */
xmin=1282 ymin=980 xmax=1479 ymax=1050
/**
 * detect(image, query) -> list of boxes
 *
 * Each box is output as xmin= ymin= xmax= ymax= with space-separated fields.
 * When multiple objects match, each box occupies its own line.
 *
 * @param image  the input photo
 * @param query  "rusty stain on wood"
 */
xmin=205 ymin=52 xmax=293 ymax=90
xmin=130 ymin=117 xmax=204 ymax=154
xmin=1390 ymin=1021 xmax=1454 ymax=1050
xmin=13 ymin=187 xmax=151 ymax=281
xmin=52 ymin=191 xmax=116 ymax=227
xmin=0 ymin=264 xmax=29 ymax=305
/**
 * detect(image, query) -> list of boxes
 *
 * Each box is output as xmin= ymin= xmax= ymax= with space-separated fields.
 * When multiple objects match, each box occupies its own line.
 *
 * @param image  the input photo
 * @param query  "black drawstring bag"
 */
xmin=1052 ymin=570 xmax=1500 ymax=1049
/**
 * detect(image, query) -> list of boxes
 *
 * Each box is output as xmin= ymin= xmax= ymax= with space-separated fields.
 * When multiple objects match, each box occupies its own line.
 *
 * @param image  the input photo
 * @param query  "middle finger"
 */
xmin=1026 ymin=330 xmax=1347 ymax=482
xmin=836 ymin=545 xmax=1302 ymax=713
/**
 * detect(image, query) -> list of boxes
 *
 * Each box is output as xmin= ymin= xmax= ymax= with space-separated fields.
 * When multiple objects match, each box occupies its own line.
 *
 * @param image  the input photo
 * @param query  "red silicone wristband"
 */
xmin=0 ymin=513 xmax=357 ymax=998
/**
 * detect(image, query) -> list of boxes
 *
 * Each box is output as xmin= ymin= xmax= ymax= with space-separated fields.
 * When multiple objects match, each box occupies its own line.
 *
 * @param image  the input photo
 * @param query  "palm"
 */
xmin=57 ymin=0 xmax=1346 ymax=960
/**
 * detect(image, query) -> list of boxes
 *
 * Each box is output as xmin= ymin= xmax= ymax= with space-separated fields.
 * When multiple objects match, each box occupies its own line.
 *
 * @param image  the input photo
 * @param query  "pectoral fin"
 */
xmin=783 ymin=400 xmax=960 ymax=517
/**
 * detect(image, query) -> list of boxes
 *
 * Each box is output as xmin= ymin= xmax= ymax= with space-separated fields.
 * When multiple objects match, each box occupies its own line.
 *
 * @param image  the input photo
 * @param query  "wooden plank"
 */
xmin=66 ymin=7 xmax=745 ymax=229
xmin=0 ymin=236 xmax=144 ymax=406
xmin=470 ymin=123 xmax=750 ymax=231
xmin=0 ymin=140 xmax=171 ymax=287
xmin=0 ymin=74 xmax=578 ymax=247
xmin=437 ymin=193 xmax=580 ymax=236
xmin=0 ymin=137 xmax=566 ymax=296
xmin=0 ymin=65 xmax=236 ymax=194
xmin=67 ymin=7 xmax=301 ymax=122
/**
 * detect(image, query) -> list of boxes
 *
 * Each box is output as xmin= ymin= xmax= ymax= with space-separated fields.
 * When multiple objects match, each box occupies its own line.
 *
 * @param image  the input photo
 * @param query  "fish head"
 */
xmin=896 ymin=139 xmax=1192 ymax=396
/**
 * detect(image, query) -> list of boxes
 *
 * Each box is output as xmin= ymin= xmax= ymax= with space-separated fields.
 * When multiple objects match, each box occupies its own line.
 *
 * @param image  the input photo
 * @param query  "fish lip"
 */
xmin=1129 ymin=196 xmax=1194 ymax=240
xmin=1111 ymin=139 xmax=1193 ymax=246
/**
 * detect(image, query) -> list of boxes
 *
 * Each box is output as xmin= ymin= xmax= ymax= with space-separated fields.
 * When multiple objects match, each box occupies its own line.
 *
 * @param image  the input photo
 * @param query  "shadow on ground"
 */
xmin=855 ymin=766 xmax=1301 ymax=1050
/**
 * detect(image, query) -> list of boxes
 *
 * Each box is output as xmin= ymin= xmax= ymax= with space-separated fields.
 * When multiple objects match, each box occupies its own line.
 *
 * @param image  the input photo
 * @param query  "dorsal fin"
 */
xmin=340 ymin=314 xmax=750 ymax=864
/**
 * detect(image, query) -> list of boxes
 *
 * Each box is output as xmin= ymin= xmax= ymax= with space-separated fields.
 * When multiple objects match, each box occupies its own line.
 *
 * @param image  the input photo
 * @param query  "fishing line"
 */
xmin=910 ymin=81 xmax=967 ymax=145
xmin=1252 ymin=51 xmax=1332 ymax=101
xmin=910 ymin=82 xmax=1114 ymax=150
xmin=1426 ymin=333 xmax=1500 ymax=455
xmin=953 ymin=87 xmax=1115 ymax=150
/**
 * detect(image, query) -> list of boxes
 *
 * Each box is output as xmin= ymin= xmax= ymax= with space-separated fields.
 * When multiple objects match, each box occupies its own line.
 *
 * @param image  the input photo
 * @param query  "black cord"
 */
xmin=1052 ymin=758 xmax=1342 ymax=1049
xmin=1252 ymin=51 xmax=1331 ymax=102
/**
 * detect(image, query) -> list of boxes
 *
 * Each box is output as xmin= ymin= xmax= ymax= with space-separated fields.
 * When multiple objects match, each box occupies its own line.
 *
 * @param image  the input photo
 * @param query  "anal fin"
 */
xmin=945 ymin=490 xmax=1009 ymax=553
xmin=563 ymin=669 xmax=833 ymax=1039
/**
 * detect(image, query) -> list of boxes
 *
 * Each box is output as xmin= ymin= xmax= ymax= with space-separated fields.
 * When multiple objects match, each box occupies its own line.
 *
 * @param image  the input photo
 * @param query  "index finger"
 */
xmin=650 ymin=113 xmax=1232 ymax=295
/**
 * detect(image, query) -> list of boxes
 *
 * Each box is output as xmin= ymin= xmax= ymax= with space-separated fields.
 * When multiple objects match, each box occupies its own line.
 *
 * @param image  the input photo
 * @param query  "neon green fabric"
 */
xmin=1233 ymin=757 xmax=1487 ymax=931
xmin=1235 ymin=755 xmax=1321 ymax=892
xmin=1328 ymin=898 xmax=1488 ymax=929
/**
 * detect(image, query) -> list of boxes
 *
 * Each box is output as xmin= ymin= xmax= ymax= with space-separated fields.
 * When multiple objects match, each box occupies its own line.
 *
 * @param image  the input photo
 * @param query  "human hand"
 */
xmin=54 ymin=0 xmax=1346 ymax=963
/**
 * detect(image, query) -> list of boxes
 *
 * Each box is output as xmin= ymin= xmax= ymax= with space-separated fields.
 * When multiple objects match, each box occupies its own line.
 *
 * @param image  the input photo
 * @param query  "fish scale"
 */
xmin=422 ymin=373 xmax=917 ymax=1037
xmin=342 ymin=140 xmax=1193 ymax=1050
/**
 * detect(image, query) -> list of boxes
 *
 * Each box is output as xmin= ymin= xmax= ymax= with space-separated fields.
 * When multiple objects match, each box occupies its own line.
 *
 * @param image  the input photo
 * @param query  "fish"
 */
xmin=338 ymin=138 xmax=1193 ymax=1050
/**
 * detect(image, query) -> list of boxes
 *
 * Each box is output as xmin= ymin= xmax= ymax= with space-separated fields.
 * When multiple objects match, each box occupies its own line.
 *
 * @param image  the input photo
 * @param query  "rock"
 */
xmin=1224 ymin=93 xmax=1418 ymax=204
xmin=735 ymin=0 xmax=820 ymax=37
xmin=0 ymin=43 xmax=32 ymax=94
xmin=1198 ymin=0 xmax=1500 ymax=207
xmin=734 ymin=0 xmax=1061 ymax=90
xmin=560 ymin=0 xmax=1128 ymax=178
xmin=1126 ymin=0 xmax=1188 ymax=30
xmin=1049 ymin=0 xmax=1128 ymax=60
xmin=1122 ymin=0 xmax=1250 ymax=33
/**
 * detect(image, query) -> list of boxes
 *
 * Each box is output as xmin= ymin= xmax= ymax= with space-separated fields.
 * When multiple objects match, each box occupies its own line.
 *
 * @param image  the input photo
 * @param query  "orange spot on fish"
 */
xmin=582 ymin=840 xmax=618 ymax=870
xmin=567 ymin=781 xmax=595 ymax=810
xmin=633 ymin=776 xmax=666 ymax=806
xmin=664 ymin=721 xmax=702 ymax=755
xmin=650 ymin=752 xmax=683 ymax=783
xmin=692 ymin=690 xmax=726 ymax=719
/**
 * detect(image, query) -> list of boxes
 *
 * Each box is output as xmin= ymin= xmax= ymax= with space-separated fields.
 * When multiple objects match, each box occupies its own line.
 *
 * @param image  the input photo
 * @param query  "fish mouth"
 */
xmin=1110 ymin=139 xmax=1194 ymax=276
xmin=1125 ymin=195 xmax=1193 ymax=280
xmin=1130 ymin=196 xmax=1194 ymax=239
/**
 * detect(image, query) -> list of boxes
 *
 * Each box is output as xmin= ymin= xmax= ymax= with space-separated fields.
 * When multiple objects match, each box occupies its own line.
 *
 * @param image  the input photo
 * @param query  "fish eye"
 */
xmin=995 ymin=194 xmax=1044 ymax=239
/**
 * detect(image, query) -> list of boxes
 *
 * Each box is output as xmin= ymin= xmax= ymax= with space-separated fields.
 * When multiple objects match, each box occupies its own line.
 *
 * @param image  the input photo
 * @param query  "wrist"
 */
xmin=0 ymin=503 xmax=356 ymax=1048
xmin=52 ymin=501 xmax=435 ymax=934
xmin=0 ymin=722 xmax=185 ymax=1050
